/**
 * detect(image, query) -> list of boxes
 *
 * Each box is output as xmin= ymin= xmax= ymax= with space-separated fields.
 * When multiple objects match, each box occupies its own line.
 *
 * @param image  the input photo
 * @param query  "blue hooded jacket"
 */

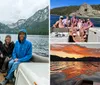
xmin=12 ymin=29 xmax=32 ymax=62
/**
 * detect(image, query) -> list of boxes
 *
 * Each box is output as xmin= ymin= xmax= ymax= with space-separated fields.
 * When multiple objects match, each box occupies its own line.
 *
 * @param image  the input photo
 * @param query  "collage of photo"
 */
xmin=0 ymin=0 xmax=100 ymax=85
xmin=50 ymin=0 xmax=100 ymax=85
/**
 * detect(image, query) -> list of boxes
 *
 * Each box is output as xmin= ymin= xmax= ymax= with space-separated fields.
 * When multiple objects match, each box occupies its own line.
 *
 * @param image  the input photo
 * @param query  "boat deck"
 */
xmin=50 ymin=32 xmax=85 ymax=43
xmin=51 ymin=27 xmax=100 ymax=43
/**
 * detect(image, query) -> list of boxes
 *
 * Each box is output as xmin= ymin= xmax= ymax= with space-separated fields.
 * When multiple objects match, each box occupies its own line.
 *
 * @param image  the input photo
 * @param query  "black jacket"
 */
xmin=2 ymin=42 xmax=14 ymax=57
xmin=0 ymin=41 xmax=3 ymax=52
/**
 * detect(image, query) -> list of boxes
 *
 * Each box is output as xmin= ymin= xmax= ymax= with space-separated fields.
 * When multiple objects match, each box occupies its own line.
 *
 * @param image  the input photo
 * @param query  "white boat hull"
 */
xmin=15 ymin=63 xmax=49 ymax=85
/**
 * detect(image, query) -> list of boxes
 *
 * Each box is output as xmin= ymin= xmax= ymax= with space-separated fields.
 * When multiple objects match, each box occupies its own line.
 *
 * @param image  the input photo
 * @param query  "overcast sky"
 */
xmin=0 ymin=0 xmax=48 ymax=24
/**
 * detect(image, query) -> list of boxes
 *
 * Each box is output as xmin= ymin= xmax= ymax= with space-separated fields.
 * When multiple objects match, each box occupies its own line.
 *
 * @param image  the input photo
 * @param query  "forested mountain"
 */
xmin=0 ymin=6 xmax=49 ymax=35
xmin=51 ymin=4 xmax=100 ymax=16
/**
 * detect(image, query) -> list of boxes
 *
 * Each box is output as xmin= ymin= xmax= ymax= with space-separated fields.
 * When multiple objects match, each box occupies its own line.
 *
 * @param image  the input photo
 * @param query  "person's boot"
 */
xmin=0 ymin=79 xmax=9 ymax=85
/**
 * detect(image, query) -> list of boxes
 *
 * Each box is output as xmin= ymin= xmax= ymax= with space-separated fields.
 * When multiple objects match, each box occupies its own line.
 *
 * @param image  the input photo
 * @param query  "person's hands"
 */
xmin=9 ymin=58 xmax=12 ymax=60
xmin=14 ymin=58 xmax=18 ymax=62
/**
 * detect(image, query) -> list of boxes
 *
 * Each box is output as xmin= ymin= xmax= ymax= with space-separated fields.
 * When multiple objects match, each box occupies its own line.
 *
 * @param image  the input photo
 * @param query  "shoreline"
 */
xmin=0 ymin=33 xmax=49 ymax=36
xmin=51 ymin=14 xmax=100 ymax=19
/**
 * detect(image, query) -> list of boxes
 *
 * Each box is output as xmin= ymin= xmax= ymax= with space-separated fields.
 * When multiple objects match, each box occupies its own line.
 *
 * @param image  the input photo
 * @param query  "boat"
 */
xmin=75 ymin=79 xmax=100 ymax=85
xmin=88 ymin=27 xmax=100 ymax=42
xmin=14 ymin=53 xmax=49 ymax=85
xmin=75 ymin=79 xmax=93 ymax=85
xmin=50 ymin=27 xmax=100 ymax=43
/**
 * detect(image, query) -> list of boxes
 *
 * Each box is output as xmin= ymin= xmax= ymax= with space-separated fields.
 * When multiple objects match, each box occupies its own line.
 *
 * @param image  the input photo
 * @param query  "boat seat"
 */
xmin=52 ymin=28 xmax=69 ymax=32
xmin=31 ymin=53 xmax=49 ymax=63
xmin=14 ymin=53 xmax=49 ymax=78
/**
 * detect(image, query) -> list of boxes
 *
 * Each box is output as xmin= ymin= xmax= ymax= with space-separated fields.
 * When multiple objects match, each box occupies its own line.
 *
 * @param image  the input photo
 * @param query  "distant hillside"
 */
xmin=0 ymin=23 xmax=10 ymax=33
xmin=21 ymin=6 xmax=49 ymax=35
xmin=0 ymin=6 xmax=49 ymax=35
xmin=51 ymin=55 xmax=100 ymax=61
xmin=51 ymin=6 xmax=79 ymax=16
xmin=51 ymin=4 xmax=100 ymax=16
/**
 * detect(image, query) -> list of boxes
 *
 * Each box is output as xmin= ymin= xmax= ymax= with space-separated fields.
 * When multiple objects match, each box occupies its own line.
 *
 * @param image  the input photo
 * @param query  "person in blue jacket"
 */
xmin=0 ymin=29 xmax=32 ymax=85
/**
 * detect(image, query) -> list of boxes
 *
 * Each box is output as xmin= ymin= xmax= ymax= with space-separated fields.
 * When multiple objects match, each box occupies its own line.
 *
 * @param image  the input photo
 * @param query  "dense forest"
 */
xmin=51 ymin=4 xmax=100 ymax=16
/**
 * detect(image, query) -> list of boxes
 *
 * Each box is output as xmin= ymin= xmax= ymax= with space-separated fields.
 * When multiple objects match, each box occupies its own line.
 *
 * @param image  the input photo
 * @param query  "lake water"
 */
xmin=50 ymin=14 xmax=100 ymax=27
xmin=0 ymin=34 xmax=49 ymax=57
xmin=51 ymin=61 xmax=100 ymax=79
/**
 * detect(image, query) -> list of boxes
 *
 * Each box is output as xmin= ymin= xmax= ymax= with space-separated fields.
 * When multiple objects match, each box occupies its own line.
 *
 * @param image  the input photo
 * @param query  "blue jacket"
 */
xmin=12 ymin=29 xmax=32 ymax=62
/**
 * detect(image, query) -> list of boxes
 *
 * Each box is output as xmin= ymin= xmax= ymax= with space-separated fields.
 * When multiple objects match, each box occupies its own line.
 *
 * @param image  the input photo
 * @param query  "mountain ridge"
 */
xmin=51 ymin=4 xmax=100 ymax=16
xmin=0 ymin=6 xmax=49 ymax=35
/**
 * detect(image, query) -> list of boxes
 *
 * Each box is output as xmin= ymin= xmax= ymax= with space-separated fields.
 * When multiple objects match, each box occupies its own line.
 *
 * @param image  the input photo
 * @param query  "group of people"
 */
xmin=53 ymin=15 xmax=94 ymax=42
xmin=0 ymin=29 xmax=32 ymax=85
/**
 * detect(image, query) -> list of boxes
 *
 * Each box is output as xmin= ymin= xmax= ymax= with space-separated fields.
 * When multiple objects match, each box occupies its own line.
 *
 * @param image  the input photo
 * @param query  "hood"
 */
xmin=18 ymin=29 xmax=27 ymax=43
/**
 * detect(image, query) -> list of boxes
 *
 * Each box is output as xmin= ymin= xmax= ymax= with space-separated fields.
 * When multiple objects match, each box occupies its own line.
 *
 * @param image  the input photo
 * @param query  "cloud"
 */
xmin=0 ymin=0 xmax=48 ymax=24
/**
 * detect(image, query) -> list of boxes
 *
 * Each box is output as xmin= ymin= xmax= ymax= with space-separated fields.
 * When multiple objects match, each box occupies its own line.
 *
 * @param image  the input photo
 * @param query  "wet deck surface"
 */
xmin=0 ymin=73 xmax=13 ymax=85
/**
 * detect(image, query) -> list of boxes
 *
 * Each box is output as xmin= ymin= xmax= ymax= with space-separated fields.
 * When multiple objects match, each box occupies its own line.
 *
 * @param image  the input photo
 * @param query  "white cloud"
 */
xmin=0 ymin=0 xmax=48 ymax=24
